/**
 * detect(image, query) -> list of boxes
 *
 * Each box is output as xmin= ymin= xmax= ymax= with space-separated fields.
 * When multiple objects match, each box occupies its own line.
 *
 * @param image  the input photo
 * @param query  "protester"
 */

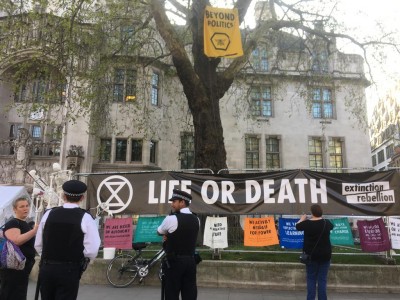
xmin=296 ymin=204 xmax=334 ymax=300
xmin=157 ymin=189 xmax=200 ymax=300
xmin=35 ymin=180 xmax=100 ymax=300
xmin=0 ymin=197 xmax=38 ymax=300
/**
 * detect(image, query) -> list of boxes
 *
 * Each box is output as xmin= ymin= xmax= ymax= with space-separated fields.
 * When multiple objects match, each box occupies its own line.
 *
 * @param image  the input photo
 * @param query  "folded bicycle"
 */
xmin=106 ymin=242 xmax=165 ymax=288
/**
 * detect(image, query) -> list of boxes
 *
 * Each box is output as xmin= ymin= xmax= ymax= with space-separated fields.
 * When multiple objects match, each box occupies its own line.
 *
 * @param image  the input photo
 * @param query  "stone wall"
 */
xmin=30 ymin=258 xmax=400 ymax=293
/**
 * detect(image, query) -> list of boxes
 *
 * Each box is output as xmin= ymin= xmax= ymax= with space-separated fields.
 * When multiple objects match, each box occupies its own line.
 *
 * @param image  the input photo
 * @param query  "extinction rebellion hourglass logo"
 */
xmin=342 ymin=182 xmax=395 ymax=204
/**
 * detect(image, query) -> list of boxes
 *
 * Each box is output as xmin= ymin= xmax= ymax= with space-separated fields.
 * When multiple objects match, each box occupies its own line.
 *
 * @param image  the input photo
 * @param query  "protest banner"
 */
xmin=203 ymin=216 xmax=228 ymax=249
xmin=330 ymin=217 xmax=354 ymax=246
xmin=244 ymin=216 xmax=279 ymax=247
xmin=134 ymin=216 xmax=164 ymax=243
xmin=103 ymin=217 xmax=133 ymax=249
xmin=389 ymin=217 xmax=400 ymax=250
xmin=278 ymin=217 xmax=303 ymax=249
xmin=357 ymin=218 xmax=391 ymax=252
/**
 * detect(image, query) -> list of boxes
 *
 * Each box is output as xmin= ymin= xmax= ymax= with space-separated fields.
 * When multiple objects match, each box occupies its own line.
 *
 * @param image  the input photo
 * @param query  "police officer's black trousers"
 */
xmin=39 ymin=263 xmax=81 ymax=300
xmin=164 ymin=256 xmax=197 ymax=300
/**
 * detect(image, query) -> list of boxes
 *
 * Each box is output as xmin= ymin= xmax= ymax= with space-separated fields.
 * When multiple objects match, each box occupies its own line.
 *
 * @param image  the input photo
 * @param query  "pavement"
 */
xmin=27 ymin=280 xmax=400 ymax=300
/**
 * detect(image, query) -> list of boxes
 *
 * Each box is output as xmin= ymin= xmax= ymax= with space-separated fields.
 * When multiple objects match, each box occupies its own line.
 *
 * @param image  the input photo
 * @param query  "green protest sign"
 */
xmin=330 ymin=217 xmax=354 ymax=246
xmin=133 ymin=216 xmax=165 ymax=243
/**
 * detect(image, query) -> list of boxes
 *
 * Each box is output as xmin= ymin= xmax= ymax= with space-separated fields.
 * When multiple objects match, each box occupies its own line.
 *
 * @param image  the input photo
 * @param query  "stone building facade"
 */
xmin=370 ymin=86 xmax=400 ymax=171
xmin=0 ymin=5 xmax=372 ymax=188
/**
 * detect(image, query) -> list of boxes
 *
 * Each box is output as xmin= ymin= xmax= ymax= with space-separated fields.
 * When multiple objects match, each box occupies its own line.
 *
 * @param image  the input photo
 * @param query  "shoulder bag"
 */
xmin=300 ymin=219 xmax=326 ymax=265
xmin=0 ymin=221 xmax=26 ymax=270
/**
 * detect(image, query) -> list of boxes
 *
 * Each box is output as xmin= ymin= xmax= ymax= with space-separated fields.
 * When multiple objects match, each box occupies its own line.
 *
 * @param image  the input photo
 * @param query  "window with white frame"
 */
xmin=266 ymin=136 xmax=280 ymax=169
xmin=180 ymin=133 xmax=195 ymax=169
xmin=309 ymin=137 xmax=324 ymax=169
xmin=151 ymin=72 xmax=160 ymax=106
xmin=31 ymin=125 xmax=42 ymax=139
xmin=250 ymin=86 xmax=272 ymax=117
xmin=245 ymin=136 xmax=259 ymax=169
xmin=329 ymin=138 xmax=344 ymax=171
xmin=311 ymin=88 xmax=334 ymax=119
xmin=251 ymin=47 xmax=268 ymax=71
xmin=113 ymin=68 xmax=136 ymax=102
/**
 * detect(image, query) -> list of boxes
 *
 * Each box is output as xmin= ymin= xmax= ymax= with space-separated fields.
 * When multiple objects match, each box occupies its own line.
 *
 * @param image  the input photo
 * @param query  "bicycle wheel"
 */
xmin=106 ymin=254 xmax=139 ymax=288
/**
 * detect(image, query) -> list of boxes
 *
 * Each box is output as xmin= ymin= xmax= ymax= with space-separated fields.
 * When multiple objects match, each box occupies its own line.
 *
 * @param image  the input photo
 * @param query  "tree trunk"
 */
xmin=190 ymin=93 xmax=227 ymax=172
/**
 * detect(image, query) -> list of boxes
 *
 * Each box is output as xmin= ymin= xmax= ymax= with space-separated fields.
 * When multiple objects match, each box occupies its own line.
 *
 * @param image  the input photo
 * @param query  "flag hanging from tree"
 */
xmin=203 ymin=6 xmax=243 ymax=58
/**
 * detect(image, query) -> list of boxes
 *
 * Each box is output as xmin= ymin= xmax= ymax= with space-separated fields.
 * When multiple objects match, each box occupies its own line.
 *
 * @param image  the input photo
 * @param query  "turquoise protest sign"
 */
xmin=330 ymin=217 xmax=354 ymax=246
xmin=133 ymin=216 xmax=165 ymax=243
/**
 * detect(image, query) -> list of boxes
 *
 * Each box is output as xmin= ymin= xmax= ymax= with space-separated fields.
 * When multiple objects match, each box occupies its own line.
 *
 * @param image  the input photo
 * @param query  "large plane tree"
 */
xmin=148 ymin=0 xmax=399 ymax=172
xmin=0 ymin=0 xmax=398 ymax=172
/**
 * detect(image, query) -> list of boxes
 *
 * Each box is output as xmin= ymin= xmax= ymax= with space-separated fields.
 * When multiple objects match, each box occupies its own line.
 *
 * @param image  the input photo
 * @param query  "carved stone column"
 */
xmin=13 ymin=128 xmax=33 ymax=184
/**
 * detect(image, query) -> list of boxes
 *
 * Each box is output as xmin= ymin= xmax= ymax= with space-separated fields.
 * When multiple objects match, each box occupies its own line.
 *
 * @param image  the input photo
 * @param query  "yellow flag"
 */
xmin=203 ymin=6 xmax=243 ymax=58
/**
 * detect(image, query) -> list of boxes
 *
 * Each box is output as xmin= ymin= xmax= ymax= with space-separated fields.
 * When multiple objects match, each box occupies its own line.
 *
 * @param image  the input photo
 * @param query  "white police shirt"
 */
xmin=157 ymin=207 xmax=194 ymax=235
xmin=35 ymin=203 xmax=101 ymax=260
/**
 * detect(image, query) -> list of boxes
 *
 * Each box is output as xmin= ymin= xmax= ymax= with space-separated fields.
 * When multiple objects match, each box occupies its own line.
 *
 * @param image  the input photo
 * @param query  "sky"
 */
xmin=211 ymin=0 xmax=400 ymax=119
xmin=337 ymin=0 xmax=400 ymax=118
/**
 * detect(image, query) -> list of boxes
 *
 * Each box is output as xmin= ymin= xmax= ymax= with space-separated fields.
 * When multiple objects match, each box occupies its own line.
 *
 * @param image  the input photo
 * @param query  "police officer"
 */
xmin=157 ymin=189 xmax=200 ymax=300
xmin=35 ymin=180 xmax=101 ymax=300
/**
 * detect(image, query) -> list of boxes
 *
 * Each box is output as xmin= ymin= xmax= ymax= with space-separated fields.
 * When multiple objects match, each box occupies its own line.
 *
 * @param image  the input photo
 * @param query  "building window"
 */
xmin=100 ymin=139 xmax=112 ymax=162
xmin=311 ymin=51 xmax=329 ymax=73
xmin=251 ymin=47 xmax=268 ymax=71
xmin=15 ymin=76 xmax=50 ymax=103
xmin=377 ymin=149 xmax=385 ymax=164
xmin=115 ymin=139 xmax=127 ymax=162
xmin=245 ymin=136 xmax=259 ymax=169
xmin=151 ymin=72 xmax=160 ymax=106
xmin=14 ymin=72 xmax=65 ymax=104
xmin=266 ymin=137 xmax=280 ymax=169
xmin=9 ymin=124 xmax=22 ymax=139
xmin=113 ymin=68 xmax=136 ymax=102
xmin=180 ymin=133 xmax=195 ymax=169
xmin=31 ymin=125 xmax=42 ymax=139
xmin=150 ymin=140 xmax=157 ymax=164
xmin=329 ymin=138 xmax=344 ymax=170
xmin=372 ymin=155 xmax=377 ymax=167
xmin=120 ymin=25 xmax=134 ymax=53
xmin=312 ymin=88 xmax=333 ymax=119
xmin=131 ymin=139 xmax=143 ymax=162
xmin=386 ymin=144 xmax=394 ymax=160
xmin=250 ymin=86 xmax=272 ymax=117
xmin=309 ymin=137 xmax=324 ymax=169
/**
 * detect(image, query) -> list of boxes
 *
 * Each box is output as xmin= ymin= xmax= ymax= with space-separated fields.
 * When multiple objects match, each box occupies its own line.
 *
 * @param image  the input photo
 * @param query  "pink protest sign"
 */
xmin=103 ymin=217 xmax=133 ymax=249
xmin=357 ymin=218 xmax=391 ymax=252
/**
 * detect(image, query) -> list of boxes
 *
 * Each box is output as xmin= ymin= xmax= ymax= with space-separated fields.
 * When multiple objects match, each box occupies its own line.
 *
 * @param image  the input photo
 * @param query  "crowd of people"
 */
xmin=0 ymin=181 xmax=333 ymax=300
